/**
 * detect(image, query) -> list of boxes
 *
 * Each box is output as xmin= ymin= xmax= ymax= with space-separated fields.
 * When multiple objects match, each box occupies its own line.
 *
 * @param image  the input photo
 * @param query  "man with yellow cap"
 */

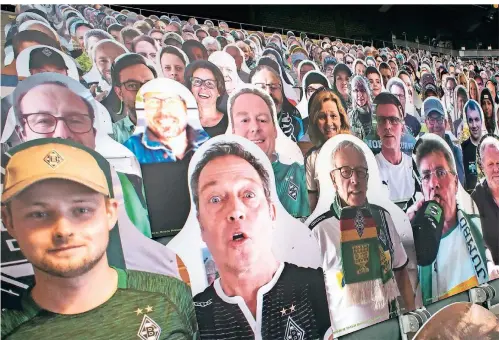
xmin=1 ymin=138 xmax=198 ymax=339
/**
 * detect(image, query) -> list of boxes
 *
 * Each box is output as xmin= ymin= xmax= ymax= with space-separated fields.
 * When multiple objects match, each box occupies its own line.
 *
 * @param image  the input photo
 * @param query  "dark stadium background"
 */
xmin=2 ymin=4 xmax=498 ymax=50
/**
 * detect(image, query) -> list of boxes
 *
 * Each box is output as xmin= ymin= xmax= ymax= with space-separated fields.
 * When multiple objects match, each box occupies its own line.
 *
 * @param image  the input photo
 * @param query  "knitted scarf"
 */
xmin=332 ymin=196 xmax=400 ymax=310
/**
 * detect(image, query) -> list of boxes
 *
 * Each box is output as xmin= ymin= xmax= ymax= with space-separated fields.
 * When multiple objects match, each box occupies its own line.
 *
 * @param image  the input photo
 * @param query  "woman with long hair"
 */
xmin=348 ymin=75 xmax=374 ymax=139
xmin=305 ymin=89 xmax=350 ymax=211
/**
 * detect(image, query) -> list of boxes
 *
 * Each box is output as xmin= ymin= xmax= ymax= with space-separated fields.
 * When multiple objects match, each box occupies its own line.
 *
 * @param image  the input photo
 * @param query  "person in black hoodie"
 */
xmin=481 ymin=88 xmax=497 ymax=134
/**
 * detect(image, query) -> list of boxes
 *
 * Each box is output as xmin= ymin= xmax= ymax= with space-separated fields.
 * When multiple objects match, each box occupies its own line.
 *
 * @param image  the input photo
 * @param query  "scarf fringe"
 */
xmin=343 ymin=278 xmax=400 ymax=310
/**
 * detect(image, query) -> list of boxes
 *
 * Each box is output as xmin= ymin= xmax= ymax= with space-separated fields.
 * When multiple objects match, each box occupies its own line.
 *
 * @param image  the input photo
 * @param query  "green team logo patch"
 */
xmin=138 ymin=314 xmax=161 ymax=340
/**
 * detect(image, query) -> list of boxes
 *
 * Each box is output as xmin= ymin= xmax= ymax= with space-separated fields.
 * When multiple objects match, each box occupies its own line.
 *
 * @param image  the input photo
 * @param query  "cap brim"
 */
xmin=2 ymin=173 xmax=109 ymax=203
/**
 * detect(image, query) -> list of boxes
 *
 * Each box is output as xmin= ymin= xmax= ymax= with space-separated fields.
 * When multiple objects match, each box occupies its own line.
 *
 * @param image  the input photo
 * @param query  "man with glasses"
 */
xmin=423 ymin=97 xmax=466 ymax=186
xmin=407 ymin=135 xmax=490 ymax=305
xmin=123 ymin=91 xmax=208 ymax=164
xmin=374 ymin=93 xmax=416 ymax=204
xmin=309 ymin=139 xmax=414 ymax=336
xmin=250 ymin=64 xmax=305 ymax=142
xmin=111 ymin=53 xmax=157 ymax=144
xmin=344 ymin=54 xmax=355 ymax=72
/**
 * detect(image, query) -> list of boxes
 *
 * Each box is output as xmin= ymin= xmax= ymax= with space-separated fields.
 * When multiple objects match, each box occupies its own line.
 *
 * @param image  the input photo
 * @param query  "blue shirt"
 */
xmin=123 ymin=125 xmax=209 ymax=164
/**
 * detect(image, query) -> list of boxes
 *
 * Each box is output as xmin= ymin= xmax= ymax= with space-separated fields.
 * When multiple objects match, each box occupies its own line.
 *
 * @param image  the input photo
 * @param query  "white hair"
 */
xmin=201 ymin=36 xmax=221 ymax=50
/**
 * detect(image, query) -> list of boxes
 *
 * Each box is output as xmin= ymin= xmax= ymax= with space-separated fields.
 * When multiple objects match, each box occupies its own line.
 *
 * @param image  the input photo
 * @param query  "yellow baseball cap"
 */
xmin=2 ymin=138 xmax=110 ymax=203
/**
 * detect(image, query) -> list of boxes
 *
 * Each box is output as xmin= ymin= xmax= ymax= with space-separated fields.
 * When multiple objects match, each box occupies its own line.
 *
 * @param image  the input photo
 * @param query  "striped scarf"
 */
xmin=332 ymin=197 xmax=400 ymax=310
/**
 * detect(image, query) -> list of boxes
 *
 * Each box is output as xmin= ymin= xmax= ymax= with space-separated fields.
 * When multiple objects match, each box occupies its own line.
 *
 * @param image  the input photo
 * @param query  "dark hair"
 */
xmin=379 ymin=62 xmax=391 ymax=70
xmin=184 ymin=60 xmax=226 ymax=96
xmin=190 ymin=141 xmax=272 ymax=211
xmin=159 ymin=46 xmax=188 ymax=65
xmin=365 ymin=66 xmax=380 ymax=77
xmin=13 ymin=30 xmax=60 ymax=58
xmin=181 ymin=40 xmax=208 ymax=61
xmin=373 ymin=92 xmax=403 ymax=118
xmin=415 ymin=137 xmax=456 ymax=174
xmin=130 ymin=35 xmax=157 ymax=53
xmin=111 ymin=53 xmax=157 ymax=86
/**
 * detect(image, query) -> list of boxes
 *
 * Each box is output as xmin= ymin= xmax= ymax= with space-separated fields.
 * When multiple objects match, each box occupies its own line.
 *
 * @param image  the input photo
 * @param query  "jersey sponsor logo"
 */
xmin=284 ymin=316 xmax=305 ymax=340
xmin=137 ymin=314 xmax=161 ymax=340
xmin=44 ymin=150 xmax=64 ymax=168
xmin=287 ymin=179 xmax=298 ymax=201
xmin=193 ymin=299 xmax=213 ymax=307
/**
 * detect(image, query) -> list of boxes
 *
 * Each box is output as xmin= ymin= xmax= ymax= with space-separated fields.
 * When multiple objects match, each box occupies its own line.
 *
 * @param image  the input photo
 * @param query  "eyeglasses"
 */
xmin=421 ymin=167 xmax=455 ymax=183
xmin=331 ymin=166 xmax=368 ymax=179
xmin=191 ymin=77 xmax=217 ymax=89
xmin=392 ymin=93 xmax=405 ymax=102
xmin=22 ymin=113 xmax=93 ymax=134
xmin=427 ymin=116 xmax=444 ymax=125
xmin=306 ymin=86 xmax=325 ymax=95
xmin=346 ymin=60 xmax=353 ymax=65
xmin=376 ymin=116 xmax=402 ymax=126
xmin=120 ymin=80 xmax=147 ymax=91
xmin=254 ymin=82 xmax=282 ymax=92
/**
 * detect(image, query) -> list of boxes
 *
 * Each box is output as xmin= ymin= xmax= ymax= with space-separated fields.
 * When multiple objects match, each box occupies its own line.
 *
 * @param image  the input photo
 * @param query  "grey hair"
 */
xmin=228 ymin=86 xmax=276 ymax=126
xmin=201 ymin=36 xmax=221 ymax=50
xmin=415 ymin=137 xmax=457 ymax=174
xmin=331 ymin=140 xmax=368 ymax=169
xmin=478 ymin=136 xmax=499 ymax=168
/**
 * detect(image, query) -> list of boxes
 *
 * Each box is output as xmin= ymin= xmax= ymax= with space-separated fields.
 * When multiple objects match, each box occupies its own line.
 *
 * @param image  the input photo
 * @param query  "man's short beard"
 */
xmin=33 ymin=248 xmax=107 ymax=279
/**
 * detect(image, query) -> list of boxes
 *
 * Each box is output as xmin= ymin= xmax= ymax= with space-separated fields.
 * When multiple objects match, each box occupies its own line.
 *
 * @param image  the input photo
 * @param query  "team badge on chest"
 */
xmin=285 ymin=316 xmax=305 ymax=340
xmin=137 ymin=314 xmax=161 ymax=340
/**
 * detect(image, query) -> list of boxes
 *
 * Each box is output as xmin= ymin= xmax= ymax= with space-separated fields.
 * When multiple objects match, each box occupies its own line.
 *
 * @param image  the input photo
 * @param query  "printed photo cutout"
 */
xmin=166 ymin=134 xmax=329 ymax=339
xmin=296 ymin=70 xmax=331 ymax=121
xmin=251 ymin=57 xmax=306 ymax=143
xmin=386 ymin=77 xmax=422 ymax=137
xmin=452 ymin=85 xmax=469 ymax=141
xmin=129 ymin=77 xmax=209 ymax=238
xmin=348 ymin=74 xmax=375 ymax=140
xmin=126 ymin=77 xmax=209 ymax=164
xmin=3 ymin=74 xmax=186 ymax=303
xmin=364 ymin=91 xmax=416 ymax=156
xmin=406 ymin=133 xmax=490 ymax=307
xmin=462 ymin=100 xmax=488 ymax=194
xmin=304 ymin=89 xmax=351 ymax=213
xmin=473 ymin=134 xmax=499 ymax=275
xmin=226 ymin=85 xmax=310 ymax=219
xmin=366 ymin=92 xmax=419 ymax=209
xmin=16 ymin=45 xmax=79 ymax=80
xmin=306 ymin=134 xmax=420 ymax=337
xmin=167 ymin=134 xmax=322 ymax=295
xmin=413 ymin=302 xmax=499 ymax=339
xmin=183 ymin=60 xmax=229 ymax=138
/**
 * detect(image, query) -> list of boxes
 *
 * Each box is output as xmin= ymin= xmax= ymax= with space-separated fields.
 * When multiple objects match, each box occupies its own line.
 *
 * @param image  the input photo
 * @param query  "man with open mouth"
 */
xmin=191 ymin=140 xmax=331 ymax=339
xmin=407 ymin=134 xmax=491 ymax=306
xmin=309 ymin=139 xmax=414 ymax=337
xmin=229 ymin=86 xmax=310 ymax=219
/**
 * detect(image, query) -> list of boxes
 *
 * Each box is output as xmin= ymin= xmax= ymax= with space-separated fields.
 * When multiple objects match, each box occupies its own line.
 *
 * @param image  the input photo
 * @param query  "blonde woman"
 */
xmin=305 ymin=89 xmax=350 ymax=211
